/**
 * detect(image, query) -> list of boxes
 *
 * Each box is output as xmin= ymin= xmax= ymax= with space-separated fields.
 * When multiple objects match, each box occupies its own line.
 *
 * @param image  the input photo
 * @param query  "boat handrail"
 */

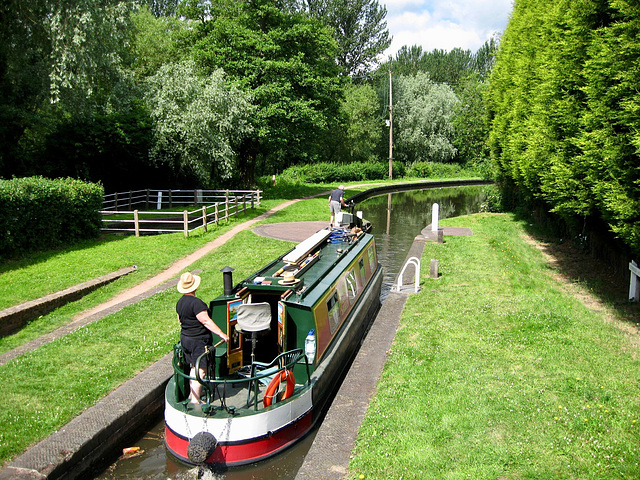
xmin=180 ymin=348 xmax=309 ymax=407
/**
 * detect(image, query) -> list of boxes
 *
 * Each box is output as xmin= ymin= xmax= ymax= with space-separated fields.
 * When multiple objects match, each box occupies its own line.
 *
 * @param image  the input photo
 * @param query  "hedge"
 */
xmin=0 ymin=177 xmax=104 ymax=255
xmin=278 ymin=161 xmax=406 ymax=184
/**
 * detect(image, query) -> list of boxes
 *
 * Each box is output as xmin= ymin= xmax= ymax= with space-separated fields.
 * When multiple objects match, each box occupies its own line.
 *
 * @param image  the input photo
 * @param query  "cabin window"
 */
xmin=346 ymin=269 xmax=358 ymax=301
xmin=327 ymin=291 xmax=341 ymax=334
xmin=367 ymin=244 xmax=376 ymax=274
xmin=358 ymin=258 xmax=365 ymax=288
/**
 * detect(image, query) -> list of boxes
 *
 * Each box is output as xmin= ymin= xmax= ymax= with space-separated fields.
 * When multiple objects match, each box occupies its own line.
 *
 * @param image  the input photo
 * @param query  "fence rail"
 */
xmin=100 ymin=189 xmax=262 ymax=237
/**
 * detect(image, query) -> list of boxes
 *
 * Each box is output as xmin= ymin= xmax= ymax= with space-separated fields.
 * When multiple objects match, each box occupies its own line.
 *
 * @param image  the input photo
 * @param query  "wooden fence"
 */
xmin=100 ymin=189 xmax=262 ymax=237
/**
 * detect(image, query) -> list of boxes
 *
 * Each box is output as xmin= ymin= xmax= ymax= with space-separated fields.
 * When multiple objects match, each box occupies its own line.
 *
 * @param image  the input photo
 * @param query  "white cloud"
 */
xmin=380 ymin=0 xmax=513 ymax=58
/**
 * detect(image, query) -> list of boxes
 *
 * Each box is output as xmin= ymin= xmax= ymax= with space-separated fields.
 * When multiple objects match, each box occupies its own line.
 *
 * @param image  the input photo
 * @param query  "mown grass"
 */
xmin=348 ymin=213 xmax=640 ymax=480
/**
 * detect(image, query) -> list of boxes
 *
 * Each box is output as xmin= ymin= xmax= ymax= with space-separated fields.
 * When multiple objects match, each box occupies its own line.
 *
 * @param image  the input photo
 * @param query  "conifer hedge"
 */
xmin=0 ymin=177 xmax=104 ymax=255
xmin=487 ymin=0 xmax=640 ymax=254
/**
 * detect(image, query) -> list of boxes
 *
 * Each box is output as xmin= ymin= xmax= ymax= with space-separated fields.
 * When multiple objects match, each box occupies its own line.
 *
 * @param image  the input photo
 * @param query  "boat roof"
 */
xmin=237 ymin=227 xmax=374 ymax=309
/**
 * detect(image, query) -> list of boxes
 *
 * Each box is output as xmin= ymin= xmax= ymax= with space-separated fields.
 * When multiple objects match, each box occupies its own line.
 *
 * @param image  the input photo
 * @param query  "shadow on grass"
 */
xmin=0 ymin=234 xmax=130 ymax=275
xmin=516 ymin=212 xmax=640 ymax=326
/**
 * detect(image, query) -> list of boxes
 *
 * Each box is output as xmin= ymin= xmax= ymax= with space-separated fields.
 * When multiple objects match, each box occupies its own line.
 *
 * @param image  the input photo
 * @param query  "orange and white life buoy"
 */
xmin=263 ymin=370 xmax=295 ymax=407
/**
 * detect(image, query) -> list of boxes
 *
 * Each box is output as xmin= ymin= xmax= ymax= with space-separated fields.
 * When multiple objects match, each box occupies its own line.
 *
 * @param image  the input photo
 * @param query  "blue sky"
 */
xmin=380 ymin=0 xmax=514 ymax=58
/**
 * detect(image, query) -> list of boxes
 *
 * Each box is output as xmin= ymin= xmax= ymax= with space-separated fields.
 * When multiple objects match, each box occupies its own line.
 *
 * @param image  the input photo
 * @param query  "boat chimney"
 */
xmin=221 ymin=266 xmax=235 ymax=296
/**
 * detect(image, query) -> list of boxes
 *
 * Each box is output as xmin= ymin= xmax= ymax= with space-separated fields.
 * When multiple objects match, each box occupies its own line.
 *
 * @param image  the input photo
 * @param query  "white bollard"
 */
xmin=432 ymin=203 xmax=439 ymax=232
xmin=156 ymin=191 xmax=162 ymax=210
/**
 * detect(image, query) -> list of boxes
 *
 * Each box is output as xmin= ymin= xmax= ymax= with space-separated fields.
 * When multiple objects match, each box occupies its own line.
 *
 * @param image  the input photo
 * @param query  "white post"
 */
xmin=432 ymin=203 xmax=439 ymax=232
xmin=629 ymin=261 xmax=640 ymax=302
xmin=156 ymin=191 xmax=162 ymax=210
xmin=134 ymin=210 xmax=140 ymax=237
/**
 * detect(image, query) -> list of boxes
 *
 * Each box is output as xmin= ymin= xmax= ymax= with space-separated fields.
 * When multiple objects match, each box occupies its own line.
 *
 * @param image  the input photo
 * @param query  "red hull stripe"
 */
xmin=165 ymin=411 xmax=313 ymax=466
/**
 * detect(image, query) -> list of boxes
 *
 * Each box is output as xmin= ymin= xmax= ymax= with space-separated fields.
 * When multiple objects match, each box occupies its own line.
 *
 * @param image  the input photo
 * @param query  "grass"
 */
xmin=0 ymin=180 xmax=350 ymax=464
xmin=348 ymin=213 xmax=640 ymax=480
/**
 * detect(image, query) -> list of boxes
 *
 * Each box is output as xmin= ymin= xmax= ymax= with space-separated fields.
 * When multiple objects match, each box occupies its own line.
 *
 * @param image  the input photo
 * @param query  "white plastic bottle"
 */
xmin=304 ymin=329 xmax=316 ymax=364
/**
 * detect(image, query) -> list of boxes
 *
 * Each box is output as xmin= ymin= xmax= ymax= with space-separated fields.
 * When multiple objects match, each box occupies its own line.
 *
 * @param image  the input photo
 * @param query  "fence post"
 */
xmin=145 ymin=189 xmax=150 ymax=209
xmin=629 ymin=261 xmax=640 ymax=302
xmin=157 ymin=191 xmax=162 ymax=210
xmin=257 ymin=190 xmax=261 ymax=206
xmin=183 ymin=210 xmax=189 ymax=238
xmin=225 ymin=190 xmax=229 ymax=222
xmin=202 ymin=206 xmax=207 ymax=232
xmin=114 ymin=192 xmax=119 ymax=211
xmin=128 ymin=191 xmax=132 ymax=210
xmin=168 ymin=190 xmax=172 ymax=208
xmin=215 ymin=203 xmax=219 ymax=226
xmin=243 ymin=194 xmax=247 ymax=214
xmin=134 ymin=210 xmax=140 ymax=237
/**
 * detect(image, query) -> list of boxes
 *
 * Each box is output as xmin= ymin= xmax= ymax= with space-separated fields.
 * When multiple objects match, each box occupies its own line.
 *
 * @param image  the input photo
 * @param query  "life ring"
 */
xmin=263 ymin=370 xmax=295 ymax=407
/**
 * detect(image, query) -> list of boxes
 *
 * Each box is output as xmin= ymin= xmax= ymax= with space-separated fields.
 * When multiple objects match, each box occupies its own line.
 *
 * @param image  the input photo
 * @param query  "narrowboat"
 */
xmin=164 ymin=212 xmax=383 ymax=466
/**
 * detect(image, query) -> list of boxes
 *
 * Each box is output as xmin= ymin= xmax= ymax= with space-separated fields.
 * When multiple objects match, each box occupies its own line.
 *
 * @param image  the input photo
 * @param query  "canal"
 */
xmin=94 ymin=184 xmax=487 ymax=480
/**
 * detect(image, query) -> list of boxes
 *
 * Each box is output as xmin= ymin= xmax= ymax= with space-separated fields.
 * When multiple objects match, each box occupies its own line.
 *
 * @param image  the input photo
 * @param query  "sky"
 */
xmin=380 ymin=0 xmax=514 ymax=59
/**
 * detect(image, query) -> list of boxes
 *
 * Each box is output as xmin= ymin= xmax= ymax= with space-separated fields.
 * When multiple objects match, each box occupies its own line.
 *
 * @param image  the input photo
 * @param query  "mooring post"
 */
xmin=430 ymin=259 xmax=439 ymax=278
xmin=432 ymin=203 xmax=439 ymax=232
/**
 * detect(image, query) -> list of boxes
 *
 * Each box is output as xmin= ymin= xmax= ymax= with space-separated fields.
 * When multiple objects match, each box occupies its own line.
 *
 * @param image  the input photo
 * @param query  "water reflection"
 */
xmin=93 ymin=185 xmax=486 ymax=480
xmin=364 ymin=186 xmax=486 ymax=300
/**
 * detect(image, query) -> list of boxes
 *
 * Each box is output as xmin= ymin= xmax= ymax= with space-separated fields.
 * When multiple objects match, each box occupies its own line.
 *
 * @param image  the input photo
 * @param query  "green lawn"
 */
xmin=348 ymin=213 xmax=640 ymax=480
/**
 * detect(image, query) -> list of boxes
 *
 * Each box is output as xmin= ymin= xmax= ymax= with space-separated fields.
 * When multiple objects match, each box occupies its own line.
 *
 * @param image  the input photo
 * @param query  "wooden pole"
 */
xmin=134 ymin=210 xmax=140 ymax=237
xmin=183 ymin=210 xmax=189 ymax=237
xmin=202 ymin=206 xmax=207 ymax=232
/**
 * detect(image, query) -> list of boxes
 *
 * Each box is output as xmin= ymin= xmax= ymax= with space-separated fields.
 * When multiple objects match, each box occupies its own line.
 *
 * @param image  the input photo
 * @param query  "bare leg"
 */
xmin=189 ymin=366 xmax=206 ymax=403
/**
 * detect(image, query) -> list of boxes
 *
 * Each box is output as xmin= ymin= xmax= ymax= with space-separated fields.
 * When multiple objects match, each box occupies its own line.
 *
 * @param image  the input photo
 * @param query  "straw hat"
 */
xmin=177 ymin=272 xmax=201 ymax=294
xmin=278 ymin=271 xmax=301 ymax=286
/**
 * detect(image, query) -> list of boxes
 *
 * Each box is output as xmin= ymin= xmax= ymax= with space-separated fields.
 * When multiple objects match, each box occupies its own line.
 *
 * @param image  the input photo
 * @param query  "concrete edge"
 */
xmin=0 ymin=266 xmax=137 ymax=337
xmin=0 ymin=355 xmax=173 ymax=480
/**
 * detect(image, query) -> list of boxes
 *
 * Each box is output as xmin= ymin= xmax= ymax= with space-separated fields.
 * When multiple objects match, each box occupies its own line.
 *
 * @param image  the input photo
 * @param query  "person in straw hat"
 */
xmin=176 ymin=272 xmax=229 ymax=404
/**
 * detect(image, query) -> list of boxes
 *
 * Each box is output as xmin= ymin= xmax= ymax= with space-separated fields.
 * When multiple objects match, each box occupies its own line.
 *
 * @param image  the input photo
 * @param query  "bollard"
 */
xmin=432 ymin=203 xmax=439 ymax=232
xmin=430 ymin=259 xmax=439 ymax=278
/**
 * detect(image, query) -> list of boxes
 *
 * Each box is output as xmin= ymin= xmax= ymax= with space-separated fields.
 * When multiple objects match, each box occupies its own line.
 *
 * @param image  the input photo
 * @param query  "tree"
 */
xmin=185 ymin=0 xmax=344 ymax=182
xmin=338 ymin=82 xmax=382 ymax=162
xmin=394 ymin=72 xmax=460 ymax=164
xmin=144 ymin=60 xmax=254 ymax=185
xmin=303 ymin=0 xmax=391 ymax=76
xmin=453 ymin=75 xmax=490 ymax=167
xmin=0 ymin=0 xmax=137 ymax=178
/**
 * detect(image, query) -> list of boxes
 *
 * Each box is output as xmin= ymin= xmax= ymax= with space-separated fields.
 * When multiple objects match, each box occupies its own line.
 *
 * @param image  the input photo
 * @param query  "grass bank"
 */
xmin=348 ymin=213 xmax=640 ymax=479
xmin=0 ymin=181 xmax=365 ymax=464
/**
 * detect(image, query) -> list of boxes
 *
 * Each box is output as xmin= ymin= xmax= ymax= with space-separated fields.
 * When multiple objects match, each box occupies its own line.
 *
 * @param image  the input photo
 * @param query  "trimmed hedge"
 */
xmin=0 ymin=177 xmax=104 ymax=255
xmin=279 ymin=161 xmax=406 ymax=184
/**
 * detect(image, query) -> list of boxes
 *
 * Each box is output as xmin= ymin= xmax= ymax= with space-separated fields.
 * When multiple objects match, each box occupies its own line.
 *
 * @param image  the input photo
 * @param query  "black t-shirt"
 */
xmin=329 ymin=189 xmax=344 ymax=202
xmin=176 ymin=295 xmax=209 ymax=337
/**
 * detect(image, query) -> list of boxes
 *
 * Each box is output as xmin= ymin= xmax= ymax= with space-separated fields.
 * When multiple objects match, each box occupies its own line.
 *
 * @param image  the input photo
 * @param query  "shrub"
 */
xmin=0 ymin=177 xmax=104 ymax=255
xmin=278 ymin=161 xmax=403 ymax=184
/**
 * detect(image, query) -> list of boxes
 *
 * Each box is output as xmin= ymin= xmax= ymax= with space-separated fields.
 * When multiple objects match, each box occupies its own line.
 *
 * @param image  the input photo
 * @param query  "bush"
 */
xmin=406 ymin=161 xmax=483 ymax=179
xmin=278 ymin=161 xmax=404 ymax=184
xmin=0 ymin=177 xmax=104 ymax=255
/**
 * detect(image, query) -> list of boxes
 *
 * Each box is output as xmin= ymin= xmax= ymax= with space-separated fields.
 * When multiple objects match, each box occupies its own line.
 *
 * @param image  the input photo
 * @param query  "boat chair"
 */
xmin=235 ymin=302 xmax=271 ymax=405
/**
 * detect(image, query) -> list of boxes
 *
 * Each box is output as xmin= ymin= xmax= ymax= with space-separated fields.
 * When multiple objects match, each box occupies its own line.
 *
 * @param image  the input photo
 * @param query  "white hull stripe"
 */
xmin=165 ymin=388 xmax=313 ymax=443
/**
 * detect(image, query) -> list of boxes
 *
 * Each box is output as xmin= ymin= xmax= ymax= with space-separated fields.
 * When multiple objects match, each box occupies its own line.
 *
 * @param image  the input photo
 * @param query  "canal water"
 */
xmin=94 ymin=184 xmax=487 ymax=480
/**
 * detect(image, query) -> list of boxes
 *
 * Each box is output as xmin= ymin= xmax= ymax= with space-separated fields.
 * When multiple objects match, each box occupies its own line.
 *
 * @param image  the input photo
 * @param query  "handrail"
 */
xmin=394 ymin=256 xmax=421 ymax=293
xmin=185 ymin=348 xmax=309 ymax=410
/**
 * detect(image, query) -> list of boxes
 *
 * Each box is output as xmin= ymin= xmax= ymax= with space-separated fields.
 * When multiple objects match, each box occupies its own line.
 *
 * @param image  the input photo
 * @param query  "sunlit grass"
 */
xmin=348 ymin=213 xmax=640 ymax=480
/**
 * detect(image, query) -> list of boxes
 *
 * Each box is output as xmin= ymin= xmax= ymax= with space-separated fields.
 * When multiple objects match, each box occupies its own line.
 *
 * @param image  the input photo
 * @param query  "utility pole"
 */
xmin=388 ymin=69 xmax=393 ymax=180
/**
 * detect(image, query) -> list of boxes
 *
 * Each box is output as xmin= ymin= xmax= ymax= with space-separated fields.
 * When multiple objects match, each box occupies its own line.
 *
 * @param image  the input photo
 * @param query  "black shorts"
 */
xmin=180 ymin=333 xmax=213 ymax=369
